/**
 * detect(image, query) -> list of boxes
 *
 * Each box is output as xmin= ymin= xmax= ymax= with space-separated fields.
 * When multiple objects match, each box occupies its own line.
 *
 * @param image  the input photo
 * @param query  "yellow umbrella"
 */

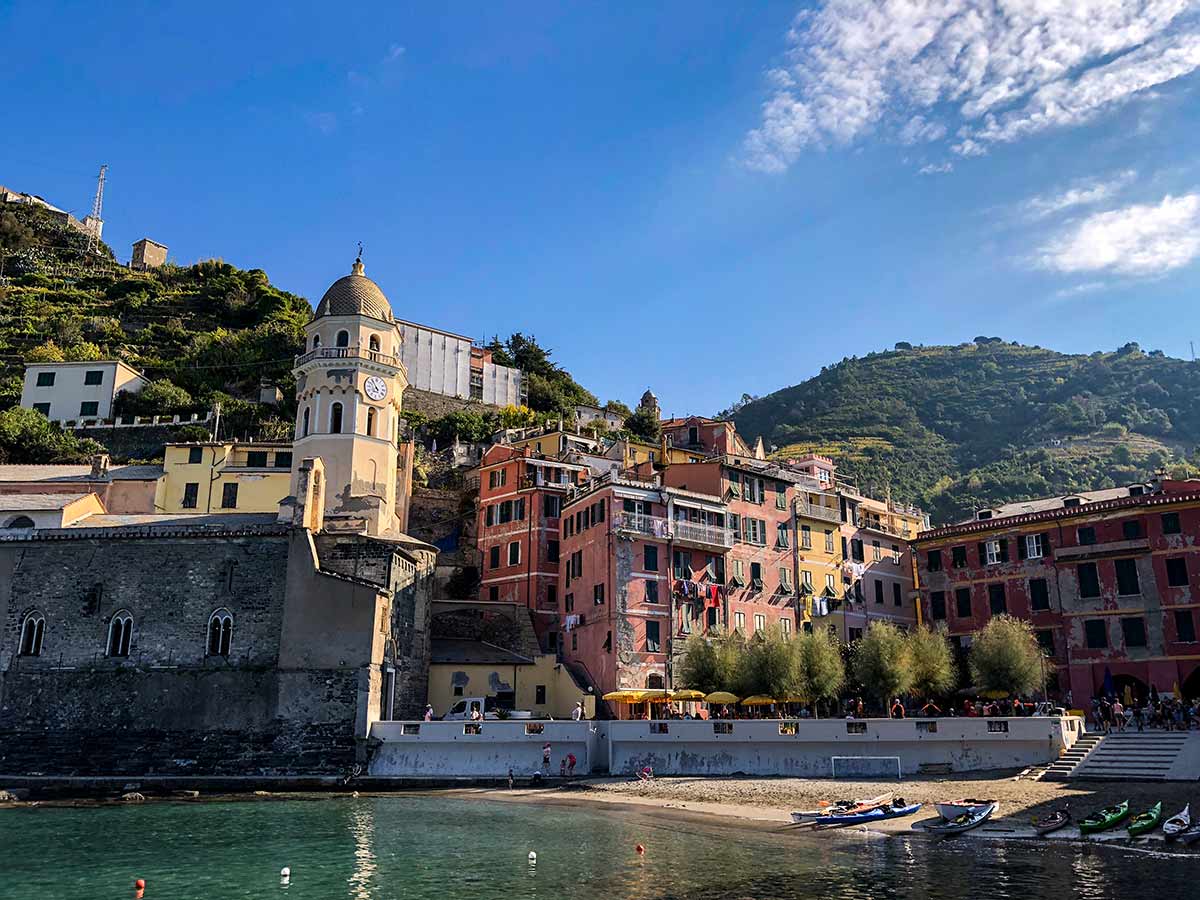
xmin=704 ymin=691 xmax=740 ymax=704
xmin=775 ymin=694 xmax=809 ymax=703
xmin=980 ymin=689 xmax=1009 ymax=700
xmin=602 ymin=690 xmax=642 ymax=702
xmin=740 ymin=695 xmax=777 ymax=706
xmin=670 ymin=689 xmax=707 ymax=702
xmin=640 ymin=689 xmax=673 ymax=701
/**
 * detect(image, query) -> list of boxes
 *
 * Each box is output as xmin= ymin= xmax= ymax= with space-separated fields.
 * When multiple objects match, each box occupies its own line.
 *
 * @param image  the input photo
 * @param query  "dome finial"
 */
xmin=352 ymin=241 xmax=365 ymax=276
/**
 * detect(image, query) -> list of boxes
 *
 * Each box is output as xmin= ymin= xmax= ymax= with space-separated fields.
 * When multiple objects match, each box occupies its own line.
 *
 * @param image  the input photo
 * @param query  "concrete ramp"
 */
xmin=1070 ymin=731 xmax=1200 ymax=781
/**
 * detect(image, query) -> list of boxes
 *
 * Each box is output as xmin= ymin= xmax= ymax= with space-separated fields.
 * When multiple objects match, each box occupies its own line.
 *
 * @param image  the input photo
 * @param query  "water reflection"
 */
xmin=347 ymin=805 xmax=377 ymax=900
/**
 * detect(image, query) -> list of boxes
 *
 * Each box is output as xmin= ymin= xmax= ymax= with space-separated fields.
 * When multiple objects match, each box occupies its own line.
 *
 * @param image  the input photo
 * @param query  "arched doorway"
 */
xmin=1112 ymin=673 xmax=1149 ymax=704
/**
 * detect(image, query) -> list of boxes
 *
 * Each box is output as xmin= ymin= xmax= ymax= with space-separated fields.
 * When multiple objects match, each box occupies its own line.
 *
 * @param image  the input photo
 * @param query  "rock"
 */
xmin=253 ymin=790 xmax=271 ymax=797
xmin=121 ymin=792 xmax=146 ymax=803
xmin=172 ymin=790 xmax=200 ymax=799
xmin=0 ymin=790 xmax=18 ymax=802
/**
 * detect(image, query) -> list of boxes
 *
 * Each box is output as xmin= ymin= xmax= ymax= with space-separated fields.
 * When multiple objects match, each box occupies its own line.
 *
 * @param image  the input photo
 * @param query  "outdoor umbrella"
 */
xmin=704 ymin=691 xmax=740 ymax=704
xmin=670 ymin=689 xmax=707 ymax=702
xmin=602 ymin=690 xmax=642 ymax=702
xmin=740 ymin=695 xmax=777 ymax=706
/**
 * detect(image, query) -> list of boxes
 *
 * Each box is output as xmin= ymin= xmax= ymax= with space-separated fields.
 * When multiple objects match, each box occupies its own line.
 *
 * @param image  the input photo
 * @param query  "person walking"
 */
xmin=890 ymin=698 xmax=906 ymax=719
xmin=572 ymin=701 xmax=584 ymax=721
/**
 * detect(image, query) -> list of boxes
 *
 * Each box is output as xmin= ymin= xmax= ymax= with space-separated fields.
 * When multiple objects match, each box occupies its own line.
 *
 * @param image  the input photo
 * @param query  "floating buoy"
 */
xmin=635 ymin=843 xmax=645 ymax=856
xmin=527 ymin=851 xmax=537 ymax=864
xmin=134 ymin=879 xmax=145 ymax=890
xmin=280 ymin=867 xmax=291 ymax=882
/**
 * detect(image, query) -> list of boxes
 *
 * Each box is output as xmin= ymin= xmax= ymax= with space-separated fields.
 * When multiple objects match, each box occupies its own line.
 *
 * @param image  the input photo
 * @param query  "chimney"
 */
xmin=90 ymin=454 xmax=110 ymax=478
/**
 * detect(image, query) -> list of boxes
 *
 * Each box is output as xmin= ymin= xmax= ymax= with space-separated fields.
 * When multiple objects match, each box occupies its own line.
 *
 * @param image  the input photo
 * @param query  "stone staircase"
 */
xmin=1040 ymin=731 xmax=1104 ymax=781
xmin=1069 ymin=731 xmax=1197 ymax=781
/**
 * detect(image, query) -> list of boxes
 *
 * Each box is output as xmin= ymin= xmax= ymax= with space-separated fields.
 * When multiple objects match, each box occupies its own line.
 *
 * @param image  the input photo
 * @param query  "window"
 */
xmin=489 ymin=546 xmax=500 ymax=569
xmin=508 ymin=541 xmax=520 ymax=566
xmin=1036 ymin=629 xmax=1055 ymax=655
xmin=824 ymin=530 xmax=834 ymax=553
xmin=1084 ymin=619 xmax=1108 ymax=649
xmin=547 ymin=540 xmax=560 ymax=564
xmin=952 ymin=546 xmax=967 ymax=568
xmin=851 ymin=539 xmax=864 ymax=562
xmin=547 ymin=585 xmax=557 ymax=608
xmin=488 ymin=468 xmax=507 ymax=489
xmin=83 ymin=369 xmax=104 ymax=385
xmin=365 ymin=407 xmax=376 ymax=437
xmin=543 ymin=495 xmax=561 ymax=518
xmin=246 ymin=451 xmax=268 ymax=468
xmin=274 ymin=452 xmax=292 ymax=468
xmin=644 ymin=544 xmax=658 ymax=571
xmin=874 ymin=580 xmax=884 ymax=604
xmin=673 ymin=549 xmax=691 ymax=578
xmin=1162 ymin=512 xmax=1182 ymax=535
xmin=955 ymin=587 xmax=972 ymax=618
xmin=798 ymin=524 xmax=811 ymax=549
xmin=604 ymin=630 xmax=612 ymax=652
xmin=892 ymin=545 xmax=901 ymax=564
xmin=1029 ymin=578 xmax=1050 ymax=611
xmin=188 ymin=446 xmax=204 ymax=464
xmin=535 ymin=685 xmax=547 ymax=705
xmin=1077 ymin=526 xmax=1096 ymax=546
xmin=35 ymin=372 xmax=55 ymax=387
xmin=872 ymin=540 xmax=881 ymax=562
xmin=750 ymin=561 xmax=763 ymax=588
xmin=734 ymin=611 xmax=745 ymax=632
xmin=488 ymin=586 xmax=499 ymax=602
xmin=776 ymin=483 xmax=787 ymax=509
xmin=930 ymin=591 xmax=946 ymax=620
xmin=926 ymin=550 xmax=943 ymax=572
xmin=207 ymin=608 xmax=233 ymax=657
xmin=777 ymin=523 xmax=792 ymax=549
xmin=1122 ymin=520 xmax=1142 ymax=540
xmin=825 ymin=573 xmax=836 ymax=593
xmin=779 ymin=566 xmax=792 ymax=592
xmin=1078 ymin=562 xmax=1101 ymax=598
xmin=302 ymin=408 xmax=310 ymax=437
xmin=182 ymin=482 xmax=199 ymax=509
xmin=1115 ymin=558 xmax=1140 ymax=596
xmin=1175 ymin=610 xmax=1196 ymax=643
xmin=1024 ymin=534 xmax=1043 ymax=559
xmin=79 ymin=401 xmax=99 ymax=417
xmin=106 ymin=611 xmax=133 ymax=657
xmin=801 ymin=569 xmax=813 ymax=590
xmin=565 ymin=592 xmax=574 ymax=612
xmin=330 ymin=402 xmax=343 ymax=434
xmin=312 ymin=334 xmax=321 ymax=349
xmin=335 ymin=329 xmax=350 ymax=347
xmin=32 ymin=402 xmax=50 ymax=416
xmin=988 ymin=583 xmax=1007 ymax=615
xmin=18 ymin=611 xmax=45 ymax=657
xmin=221 ymin=483 xmax=239 ymax=509
xmin=983 ymin=539 xmax=1005 ymax=565
xmin=754 ymin=613 xmax=766 ymax=633
xmin=781 ymin=617 xmax=791 ymax=638
xmin=1166 ymin=557 xmax=1189 ymax=587
xmin=646 ymin=621 xmax=661 ymax=652
xmin=645 ymin=579 xmax=659 ymax=604
xmin=1121 ymin=617 xmax=1147 ymax=648
xmin=593 ymin=583 xmax=605 ymax=605
xmin=893 ymin=582 xmax=902 ymax=606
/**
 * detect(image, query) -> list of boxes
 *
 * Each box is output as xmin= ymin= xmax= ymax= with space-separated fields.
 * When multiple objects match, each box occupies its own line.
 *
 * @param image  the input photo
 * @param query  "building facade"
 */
xmin=912 ymin=480 xmax=1200 ymax=703
xmin=21 ymin=360 xmax=149 ymax=424
xmin=395 ymin=321 xmax=526 ymax=407
xmin=131 ymin=237 xmax=168 ymax=269
xmin=156 ymin=442 xmax=294 ymax=514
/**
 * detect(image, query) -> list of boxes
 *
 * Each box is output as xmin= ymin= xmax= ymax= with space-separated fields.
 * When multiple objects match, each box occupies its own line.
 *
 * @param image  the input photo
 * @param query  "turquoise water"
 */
xmin=1 ymin=794 xmax=1198 ymax=899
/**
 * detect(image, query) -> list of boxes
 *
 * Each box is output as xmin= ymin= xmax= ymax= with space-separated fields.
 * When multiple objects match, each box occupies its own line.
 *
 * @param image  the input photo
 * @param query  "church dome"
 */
xmin=314 ymin=258 xmax=394 ymax=322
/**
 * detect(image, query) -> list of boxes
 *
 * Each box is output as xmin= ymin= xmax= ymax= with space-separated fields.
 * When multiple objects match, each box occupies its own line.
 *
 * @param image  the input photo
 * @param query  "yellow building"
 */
xmin=155 ymin=442 xmax=293 ymax=513
xmin=793 ymin=478 xmax=844 ymax=625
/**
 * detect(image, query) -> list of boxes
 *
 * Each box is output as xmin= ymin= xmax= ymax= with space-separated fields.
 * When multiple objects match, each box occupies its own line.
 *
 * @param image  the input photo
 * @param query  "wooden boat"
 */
xmin=1162 ymin=804 xmax=1191 ymax=839
xmin=1127 ymin=802 xmax=1163 ymax=837
xmin=813 ymin=799 xmax=922 ymax=827
xmin=936 ymin=799 xmax=995 ymax=821
xmin=926 ymin=801 xmax=997 ymax=835
xmin=1032 ymin=806 xmax=1071 ymax=836
xmin=790 ymin=792 xmax=893 ymax=823
xmin=1078 ymin=800 xmax=1129 ymax=835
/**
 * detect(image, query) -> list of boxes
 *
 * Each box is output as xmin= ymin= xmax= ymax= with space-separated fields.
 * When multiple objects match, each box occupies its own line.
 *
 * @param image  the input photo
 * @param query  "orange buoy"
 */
xmin=134 ymin=879 xmax=146 ymax=889
xmin=635 ymin=843 xmax=645 ymax=855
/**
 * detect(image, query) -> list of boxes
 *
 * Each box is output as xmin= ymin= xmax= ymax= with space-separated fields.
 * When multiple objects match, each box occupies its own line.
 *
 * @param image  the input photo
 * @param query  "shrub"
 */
xmin=850 ymin=621 xmax=913 ymax=708
xmin=968 ymin=615 xmax=1046 ymax=697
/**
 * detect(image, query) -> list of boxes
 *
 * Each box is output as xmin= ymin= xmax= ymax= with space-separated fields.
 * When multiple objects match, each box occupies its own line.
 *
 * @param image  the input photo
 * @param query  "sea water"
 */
xmin=1 ymin=794 xmax=1197 ymax=899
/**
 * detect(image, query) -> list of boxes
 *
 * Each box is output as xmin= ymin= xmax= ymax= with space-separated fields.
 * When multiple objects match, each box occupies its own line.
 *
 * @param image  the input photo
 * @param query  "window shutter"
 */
xmin=999 ymin=539 xmax=1009 ymax=563
xmin=1042 ymin=533 xmax=1052 ymax=556
xmin=1017 ymin=536 xmax=1027 ymax=560
xmin=978 ymin=542 xmax=987 ymax=565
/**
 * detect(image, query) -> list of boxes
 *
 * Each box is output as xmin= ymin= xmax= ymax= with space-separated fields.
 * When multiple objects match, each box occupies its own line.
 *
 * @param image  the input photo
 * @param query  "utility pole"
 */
xmin=86 ymin=164 xmax=107 ymax=255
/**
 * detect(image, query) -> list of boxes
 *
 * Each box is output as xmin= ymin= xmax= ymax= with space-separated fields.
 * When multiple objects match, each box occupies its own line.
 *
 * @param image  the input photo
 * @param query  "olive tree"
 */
xmin=793 ymin=627 xmax=846 ymax=716
xmin=676 ymin=633 xmax=722 ymax=694
xmin=850 ymin=621 xmax=914 ymax=710
xmin=735 ymin=626 xmax=797 ymax=698
xmin=968 ymin=615 xmax=1046 ymax=697
xmin=907 ymin=625 xmax=957 ymax=700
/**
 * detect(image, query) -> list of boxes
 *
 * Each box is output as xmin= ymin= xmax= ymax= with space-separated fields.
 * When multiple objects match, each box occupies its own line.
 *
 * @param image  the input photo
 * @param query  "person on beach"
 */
xmin=542 ymin=742 xmax=552 ymax=768
xmin=890 ymin=698 xmax=906 ymax=719
xmin=920 ymin=700 xmax=941 ymax=717
xmin=567 ymin=752 xmax=577 ymax=776
xmin=637 ymin=766 xmax=654 ymax=781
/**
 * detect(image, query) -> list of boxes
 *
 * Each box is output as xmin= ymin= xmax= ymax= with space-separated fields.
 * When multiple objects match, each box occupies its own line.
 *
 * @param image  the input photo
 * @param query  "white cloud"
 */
xmin=919 ymin=162 xmax=953 ymax=175
xmin=1053 ymin=281 xmax=1108 ymax=299
xmin=744 ymin=1 xmax=1200 ymax=173
xmin=1038 ymin=194 xmax=1200 ymax=276
xmin=1024 ymin=170 xmax=1138 ymax=219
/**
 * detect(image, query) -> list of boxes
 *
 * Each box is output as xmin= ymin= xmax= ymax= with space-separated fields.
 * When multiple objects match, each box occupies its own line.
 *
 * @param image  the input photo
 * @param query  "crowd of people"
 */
xmin=1091 ymin=694 xmax=1200 ymax=732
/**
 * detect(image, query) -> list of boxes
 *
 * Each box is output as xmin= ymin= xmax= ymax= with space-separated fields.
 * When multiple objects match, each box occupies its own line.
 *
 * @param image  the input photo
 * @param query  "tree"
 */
xmin=0 ymin=407 xmax=103 ymax=464
xmin=906 ymin=625 xmax=957 ymax=699
xmin=116 ymin=379 xmax=194 ymax=416
xmin=0 ymin=208 xmax=35 ymax=278
xmin=497 ymin=403 xmax=536 ymax=429
xmin=850 ymin=621 xmax=913 ymax=709
xmin=624 ymin=405 xmax=661 ymax=443
xmin=25 ymin=341 xmax=66 ymax=363
xmin=968 ymin=615 xmax=1046 ymax=697
xmin=604 ymin=399 xmax=633 ymax=418
xmin=677 ymin=634 xmax=722 ymax=695
xmin=735 ymin=626 xmax=797 ymax=697
xmin=63 ymin=341 xmax=104 ymax=362
xmin=792 ymin=627 xmax=845 ymax=714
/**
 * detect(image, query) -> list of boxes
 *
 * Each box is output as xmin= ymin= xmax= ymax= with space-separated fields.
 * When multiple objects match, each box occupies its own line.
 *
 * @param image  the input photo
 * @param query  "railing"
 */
xmin=796 ymin=498 xmax=842 ymax=523
xmin=855 ymin=515 xmax=910 ymax=538
xmin=613 ymin=513 xmax=734 ymax=548
xmin=295 ymin=345 xmax=399 ymax=367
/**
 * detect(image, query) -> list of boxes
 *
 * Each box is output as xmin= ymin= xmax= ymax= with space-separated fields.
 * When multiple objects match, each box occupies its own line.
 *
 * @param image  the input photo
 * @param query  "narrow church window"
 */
xmin=331 ymin=402 xmax=344 ymax=434
xmin=369 ymin=334 xmax=380 ymax=352
xmin=302 ymin=407 xmax=310 ymax=437
xmin=19 ymin=611 xmax=45 ymax=657
xmin=207 ymin=609 xmax=233 ymax=657
xmin=336 ymin=330 xmax=350 ymax=348
xmin=366 ymin=407 xmax=376 ymax=437
xmin=107 ymin=611 xmax=133 ymax=658
xmin=312 ymin=334 xmax=321 ymax=349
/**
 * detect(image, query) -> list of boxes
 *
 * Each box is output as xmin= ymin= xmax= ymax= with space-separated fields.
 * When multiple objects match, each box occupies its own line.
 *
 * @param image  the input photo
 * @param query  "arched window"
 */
xmin=336 ymin=330 xmax=350 ymax=348
xmin=107 ymin=610 xmax=133 ymax=658
xmin=365 ymin=407 xmax=376 ymax=437
xmin=207 ymin=608 xmax=233 ymax=657
xmin=330 ymin=402 xmax=343 ymax=434
xmin=302 ymin=407 xmax=310 ymax=438
xmin=5 ymin=515 xmax=35 ymax=529
xmin=312 ymin=334 xmax=321 ymax=349
xmin=646 ymin=673 xmax=665 ymax=690
xmin=368 ymin=334 xmax=380 ymax=352
xmin=19 ymin=611 xmax=44 ymax=657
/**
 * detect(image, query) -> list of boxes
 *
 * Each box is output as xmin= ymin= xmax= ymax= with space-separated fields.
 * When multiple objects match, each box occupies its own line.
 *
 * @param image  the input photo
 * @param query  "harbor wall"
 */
xmin=366 ymin=716 xmax=1082 ymax=778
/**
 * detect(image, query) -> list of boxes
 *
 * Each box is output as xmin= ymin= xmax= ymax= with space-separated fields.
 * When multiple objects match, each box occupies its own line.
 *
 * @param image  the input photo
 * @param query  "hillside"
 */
xmin=730 ymin=340 xmax=1200 ymax=524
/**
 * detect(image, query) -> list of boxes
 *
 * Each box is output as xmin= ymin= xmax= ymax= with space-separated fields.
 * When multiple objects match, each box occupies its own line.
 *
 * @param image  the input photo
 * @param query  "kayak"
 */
xmin=1179 ymin=823 xmax=1200 ymax=846
xmin=1078 ymin=800 xmax=1129 ymax=835
xmin=936 ymin=798 xmax=995 ymax=821
xmin=926 ymin=801 xmax=997 ymax=835
xmin=813 ymin=801 xmax=923 ymax=827
xmin=1127 ymin=802 xmax=1163 ymax=837
xmin=1032 ymin=807 xmax=1071 ymax=836
xmin=1163 ymin=804 xmax=1191 ymax=840
xmin=790 ymin=792 xmax=893 ymax=823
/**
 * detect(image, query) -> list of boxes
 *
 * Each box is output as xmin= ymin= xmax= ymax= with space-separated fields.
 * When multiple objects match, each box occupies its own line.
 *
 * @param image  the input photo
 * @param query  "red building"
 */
xmin=475 ymin=444 xmax=587 ymax=643
xmin=913 ymin=480 xmax=1200 ymax=703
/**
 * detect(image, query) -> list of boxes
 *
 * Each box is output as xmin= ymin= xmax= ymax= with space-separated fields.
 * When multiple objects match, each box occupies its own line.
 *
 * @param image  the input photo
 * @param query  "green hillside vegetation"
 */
xmin=731 ymin=339 xmax=1200 ymax=524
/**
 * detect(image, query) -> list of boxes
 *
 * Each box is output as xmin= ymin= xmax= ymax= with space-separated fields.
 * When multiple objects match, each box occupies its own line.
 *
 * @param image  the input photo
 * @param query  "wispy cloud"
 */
xmin=1053 ymin=281 xmax=1108 ymax=299
xmin=384 ymin=43 xmax=405 ymax=62
xmin=1024 ymin=170 xmax=1138 ymax=220
xmin=918 ymin=162 xmax=953 ymax=175
xmin=743 ymin=1 xmax=1200 ymax=173
xmin=1037 ymin=193 xmax=1200 ymax=276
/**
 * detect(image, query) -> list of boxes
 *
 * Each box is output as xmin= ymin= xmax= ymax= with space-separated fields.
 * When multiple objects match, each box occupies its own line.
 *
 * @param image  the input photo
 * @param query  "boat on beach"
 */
xmin=790 ymin=792 xmax=893 ymax=824
xmin=1178 ymin=823 xmax=1200 ymax=846
xmin=1127 ymin=802 xmax=1163 ymax=837
xmin=925 ymin=801 xmax=997 ymax=835
xmin=811 ymin=799 xmax=923 ymax=828
xmin=1078 ymin=801 xmax=1130 ymax=835
xmin=1032 ymin=806 xmax=1071 ymax=836
xmin=935 ymin=799 xmax=995 ymax=821
xmin=1162 ymin=805 xmax=1191 ymax=840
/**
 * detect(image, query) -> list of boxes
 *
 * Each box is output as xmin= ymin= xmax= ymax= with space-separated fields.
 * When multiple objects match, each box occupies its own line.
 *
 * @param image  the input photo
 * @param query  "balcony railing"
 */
xmin=855 ymin=515 xmax=910 ymax=538
xmin=796 ymin=498 xmax=842 ymax=523
xmin=613 ymin=512 xmax=734 ymax=549
xmin=296 ymin=345 xmax=399 ymax=368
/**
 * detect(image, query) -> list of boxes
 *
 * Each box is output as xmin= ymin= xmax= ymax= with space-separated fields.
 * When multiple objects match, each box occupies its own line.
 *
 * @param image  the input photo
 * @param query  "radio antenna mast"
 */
xmin=85 ymin=165 xmax=107 ymax=254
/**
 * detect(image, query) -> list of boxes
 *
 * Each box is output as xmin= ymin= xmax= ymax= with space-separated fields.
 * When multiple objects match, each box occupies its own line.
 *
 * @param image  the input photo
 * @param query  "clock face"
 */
xmin=364 ymin=376 xmax=388 ymax=401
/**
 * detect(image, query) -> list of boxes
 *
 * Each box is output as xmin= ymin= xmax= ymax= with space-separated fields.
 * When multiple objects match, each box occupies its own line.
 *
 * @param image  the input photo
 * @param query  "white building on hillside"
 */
xmin=396 ymin=319 xmax=525 ymax=407
xmin=21 ymin=360 xmax=149 ymax=424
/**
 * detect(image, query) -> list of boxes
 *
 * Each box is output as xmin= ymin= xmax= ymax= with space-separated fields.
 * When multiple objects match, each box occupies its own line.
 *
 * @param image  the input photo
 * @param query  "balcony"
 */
xmin=855 ymin=515 xmax=910 ymax=538
xmin=796 ymin=497 xmax=842 ymax=524
xmin=1054 ymin=538 xmax=1150 ymax=561
xmin=613 ymin=513 xmax=734 ymax=549
xmin=296 ymin=345 xmax=399 ymax=368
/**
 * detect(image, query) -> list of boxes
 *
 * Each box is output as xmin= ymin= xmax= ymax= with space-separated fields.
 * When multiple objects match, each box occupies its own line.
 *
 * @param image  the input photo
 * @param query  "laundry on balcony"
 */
xmin=563 ymin=614 xmax=582 ymax=631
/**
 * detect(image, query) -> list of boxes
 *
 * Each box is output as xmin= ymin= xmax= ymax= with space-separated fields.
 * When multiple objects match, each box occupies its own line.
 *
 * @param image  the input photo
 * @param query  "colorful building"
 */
xmin=155 ymin=442 xmax=294 ymax=514
xmin=912 ymin=480 xmax=1200 ymax=703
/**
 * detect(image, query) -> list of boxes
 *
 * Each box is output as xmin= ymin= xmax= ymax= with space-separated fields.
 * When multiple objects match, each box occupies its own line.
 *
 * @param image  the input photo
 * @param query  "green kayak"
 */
xmin=1128 ymin=802 xmax=1163 ymax=837
xmin=1079 ymin=800 xmax=1130 ymax=834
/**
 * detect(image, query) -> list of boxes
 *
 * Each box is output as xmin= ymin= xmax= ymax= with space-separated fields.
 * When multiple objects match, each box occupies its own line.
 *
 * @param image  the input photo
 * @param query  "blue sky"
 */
xmin=4 ymin=1 xmax=1200 ymax=416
